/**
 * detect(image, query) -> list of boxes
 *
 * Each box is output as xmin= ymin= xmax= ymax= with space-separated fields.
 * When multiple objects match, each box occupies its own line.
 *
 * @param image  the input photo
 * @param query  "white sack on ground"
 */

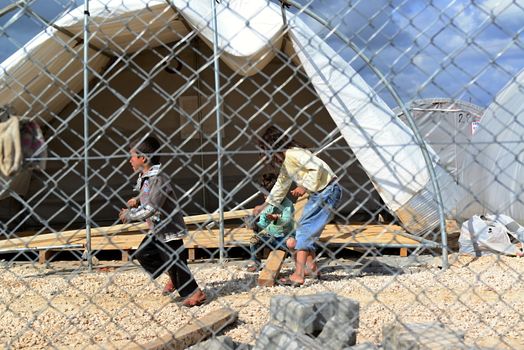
xmin=459 ymin=69 xmax=524 ymax=223
xmin=459 ymin=214 xmax=523 ymax=256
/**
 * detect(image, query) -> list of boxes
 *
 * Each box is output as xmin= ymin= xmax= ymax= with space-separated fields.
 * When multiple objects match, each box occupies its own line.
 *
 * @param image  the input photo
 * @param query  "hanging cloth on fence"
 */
xmin=459 ymin=214 xmax=524 ymax=256
xmin=20 ymin=120 xmax=47 ymax=170
xmin=0 ymin=116 xmax=23 ymax=177
xmin=0 ymin=117 xmax=47 ymax=201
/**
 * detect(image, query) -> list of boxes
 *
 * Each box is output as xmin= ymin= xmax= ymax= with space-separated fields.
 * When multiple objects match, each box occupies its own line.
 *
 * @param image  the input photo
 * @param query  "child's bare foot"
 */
xmin=162 ymin=279 xmax=175 ymax=295
xmin=245 ymin=262 xmax=260 ymax=273
xmin=182 ymin=289 xmax=207 ymax=307
xmin=304 ymin=263 xmax=320 ymax=279
xmin=278 ymin=273 xmax=305 ymax=286
xmin=305 ymin=270 xmax=321 ymax=279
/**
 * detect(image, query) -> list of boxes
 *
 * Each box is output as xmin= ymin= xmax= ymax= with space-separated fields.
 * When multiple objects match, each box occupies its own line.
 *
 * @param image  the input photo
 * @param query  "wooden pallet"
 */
xmin=0 ymin=204 xmax=443 ymax=264
xmin=0 ymin=222 xmax=424 ymax=264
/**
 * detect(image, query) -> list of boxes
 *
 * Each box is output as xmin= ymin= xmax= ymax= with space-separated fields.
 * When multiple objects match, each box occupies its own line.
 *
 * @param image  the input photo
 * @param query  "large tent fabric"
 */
xmin=0 ymin=1 xmax=188 ymax=121
xmin=394 ymin=98 xmax=484 ymax=181
xmin=0 ymin=0 xmax=448 ymax=234
xmin=459 ymin=69 xmax=524 ymax=223
xmin=286 ymin=16 xmax=450 ymax=232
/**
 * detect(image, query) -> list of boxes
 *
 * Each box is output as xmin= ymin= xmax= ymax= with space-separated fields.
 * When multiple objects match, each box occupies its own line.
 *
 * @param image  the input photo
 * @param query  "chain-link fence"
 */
xmin=0 ymin=0 xmax=523 ymax=349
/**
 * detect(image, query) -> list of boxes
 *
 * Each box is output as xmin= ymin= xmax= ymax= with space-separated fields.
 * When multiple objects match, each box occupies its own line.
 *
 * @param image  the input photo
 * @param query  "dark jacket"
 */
xmin=125 ymin=165 xmax=187 ymax=242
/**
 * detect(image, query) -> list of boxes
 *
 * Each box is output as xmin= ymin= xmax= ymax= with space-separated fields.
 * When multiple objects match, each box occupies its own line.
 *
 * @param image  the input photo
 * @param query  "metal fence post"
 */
xmin=211 ymin=0 xmax=225 ymax=264
xmin=83 ymin=0 xmax=92 ymax=271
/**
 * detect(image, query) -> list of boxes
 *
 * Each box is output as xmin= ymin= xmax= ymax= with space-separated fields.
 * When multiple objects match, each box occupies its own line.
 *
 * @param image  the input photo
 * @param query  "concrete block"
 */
xmin=253 ymin=324 xmax=323 ymax=350
xmin=188 ymin=336 xmax=235 ymax=350
xmin=270 ymin=293 xmax=359 ymax=335
xmin=269 ymin=293 xmax=336 ymax=334
xmin=338 ymin=297 xmax=360 ymax=329
xmin=270 ymin=295 xmax=314 ymax=334
xmin=383 ymin=322 xmax=465 ymax=350
xmin=316 ymin=314 xmax=357 ymax=349
xmin=233 ymin=342 xmax=253 ymax=350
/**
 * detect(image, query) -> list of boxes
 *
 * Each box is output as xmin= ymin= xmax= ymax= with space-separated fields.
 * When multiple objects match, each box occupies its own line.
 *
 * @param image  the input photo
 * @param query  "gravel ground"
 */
xmin=1 ymin=253 xmax=523 ymax=349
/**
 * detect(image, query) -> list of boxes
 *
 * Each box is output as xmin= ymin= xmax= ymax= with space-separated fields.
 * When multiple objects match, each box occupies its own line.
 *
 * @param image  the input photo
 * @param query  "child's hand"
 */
xmin=254 ymin=204 xmax=267 ymax=215
xmin=119 ymin=208 xmax=129 ymax=223
xmin=265 ymin=213 xmax=279 ymax=221
xmin=127 ymin=198 xmax=138 ymax=208
xmin=290 ymin=186 xmax=306 ymax=197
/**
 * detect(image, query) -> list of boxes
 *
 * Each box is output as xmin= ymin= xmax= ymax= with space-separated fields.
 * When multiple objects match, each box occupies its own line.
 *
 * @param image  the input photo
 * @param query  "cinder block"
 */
xmin=270 ymin=293 xmax=359 ymax=335
xmin=316 ymin=314 xmax=357 ymax=349
xmin=269 ymin=293 xmax=335 ymax=334
xmin=253 ymin=324 xmax=322 ymax=350
xmin=383 ymin=322 xmax=465 ymax=350
xmin=338 ymin=297 xmax=360 ymax=329
xmin=188 ymin=336 xmax=235 ymax=350
xmin=233 ymin=342 xmax=253 ymax=350
xmin=300 ymin=292 xmax=340 ymax=330
xmin=270 ymin=295 xmax=311 ymax=333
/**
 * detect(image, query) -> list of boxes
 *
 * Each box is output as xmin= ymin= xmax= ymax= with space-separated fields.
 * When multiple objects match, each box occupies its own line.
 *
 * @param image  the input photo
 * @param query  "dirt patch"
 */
xmin=1 ymin=254 xmax=523 ymax=349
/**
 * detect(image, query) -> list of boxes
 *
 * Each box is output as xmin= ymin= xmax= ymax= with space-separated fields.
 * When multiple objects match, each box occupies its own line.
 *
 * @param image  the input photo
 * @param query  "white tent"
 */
xmin=0 ymin=0 xmax=449 ymax=234
xmin=459 ymin=69 xmax=524 ymax=222
xmin=394 ymin=98 xmax=484 ymax=181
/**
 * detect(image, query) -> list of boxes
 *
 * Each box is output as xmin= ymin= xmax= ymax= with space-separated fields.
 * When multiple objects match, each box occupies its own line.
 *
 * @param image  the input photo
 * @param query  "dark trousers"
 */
xmin=134 ymin=235 xmax=198 ymax=297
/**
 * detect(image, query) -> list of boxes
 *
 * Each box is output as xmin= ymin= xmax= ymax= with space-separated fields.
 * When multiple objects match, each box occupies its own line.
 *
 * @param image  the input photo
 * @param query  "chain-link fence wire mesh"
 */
xmin=0 ymin=0 xmax=523 ymax=348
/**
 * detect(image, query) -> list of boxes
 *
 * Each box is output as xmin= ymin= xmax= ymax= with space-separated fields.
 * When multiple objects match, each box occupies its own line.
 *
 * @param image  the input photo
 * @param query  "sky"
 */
xmin=294 ymin=0 xmax=523 ymax=107
xmin=0 ymin=0 xmax=522 ymax=109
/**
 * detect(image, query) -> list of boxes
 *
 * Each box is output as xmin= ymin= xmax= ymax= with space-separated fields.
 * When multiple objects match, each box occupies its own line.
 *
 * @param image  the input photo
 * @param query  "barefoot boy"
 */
xmin=119 ymin=136 xmax=206 ymax=307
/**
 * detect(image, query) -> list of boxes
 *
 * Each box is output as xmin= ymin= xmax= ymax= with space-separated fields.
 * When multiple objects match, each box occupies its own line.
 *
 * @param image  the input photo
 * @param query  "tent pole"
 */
xmin=285 ymin=0 xmax=448 ymax=269
xmin=211 ymin=0 xmax=226 ymax=264
xmin=83 ymin=0 xmax=93 ymax=271
xmin=0 ymin=0 xmax=26 ymax=18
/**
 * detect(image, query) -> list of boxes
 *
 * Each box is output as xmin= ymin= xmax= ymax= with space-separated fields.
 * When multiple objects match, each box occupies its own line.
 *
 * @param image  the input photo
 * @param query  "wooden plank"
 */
xmin=85 ymin=231 xmax=420 ymax=252
xmin=38 ymin=250 xmax=53 ymax=264
xmin=121 ymin=250 xmax=130 ymax=262
xmin=126 ymin=308 xmax=238 ymax=350
xmin=1 ymin=224 xmax=420 ymax=252
xmin=188 ymin=248 xmax=195 ymax=262
xmin=1 ymin=209 xmax=254 ymax=249
xmin=257 ymin=250 xmax=286 ymax=287
xmin=400 ymin=248 xmax=408 ymax=257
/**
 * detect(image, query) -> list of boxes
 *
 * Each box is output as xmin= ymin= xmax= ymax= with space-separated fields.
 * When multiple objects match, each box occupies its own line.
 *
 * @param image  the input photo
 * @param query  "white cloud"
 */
xmin=480 ymin=0 xmax=524 ymax=22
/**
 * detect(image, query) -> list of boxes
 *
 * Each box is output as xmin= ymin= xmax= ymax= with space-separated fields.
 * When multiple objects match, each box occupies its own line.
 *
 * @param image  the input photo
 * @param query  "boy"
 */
xmin=246 ymin=173 xmax=296 ymax=272
xmin=254 ymin=126 xmax=342 ymax=286
xmin=119 ymin=136 xmax=206 ymax=307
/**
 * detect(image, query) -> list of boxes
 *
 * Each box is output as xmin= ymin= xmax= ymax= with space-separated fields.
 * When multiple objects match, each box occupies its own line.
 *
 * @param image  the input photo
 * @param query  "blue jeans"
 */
xmin=295 ymin=182 xmax=342 ymax=251
xmin=249 ymin=234 xmax=289 ymax=264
